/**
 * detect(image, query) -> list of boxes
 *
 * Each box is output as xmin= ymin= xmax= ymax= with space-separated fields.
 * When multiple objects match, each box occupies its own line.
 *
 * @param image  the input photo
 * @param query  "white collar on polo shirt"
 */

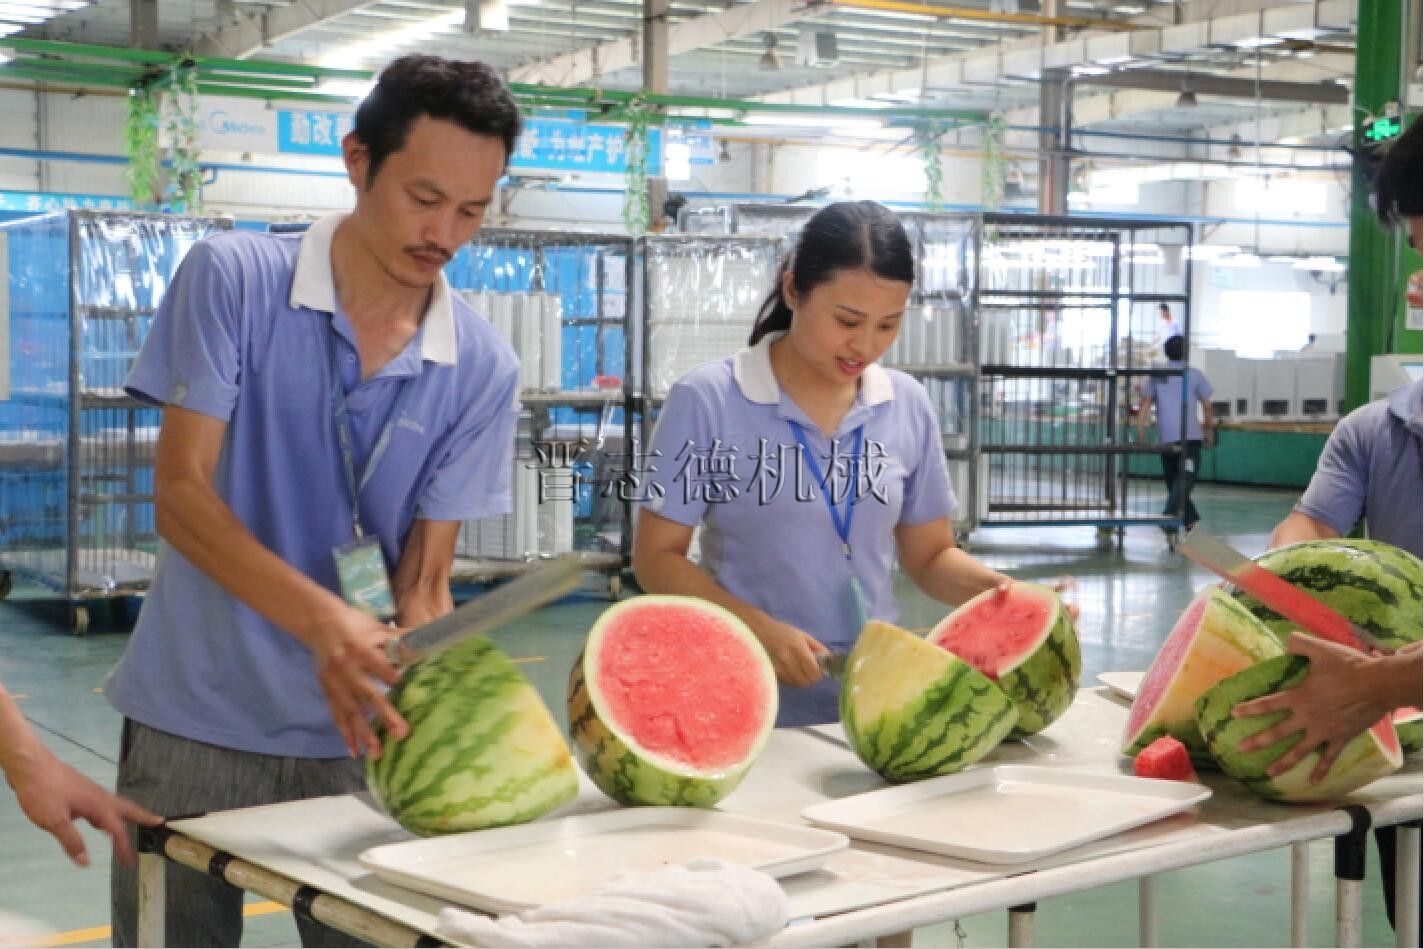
xmin=288 ymin=212 xmax=457 ymax=366
xmin=733 ymin=331 xmax=893 ymax=406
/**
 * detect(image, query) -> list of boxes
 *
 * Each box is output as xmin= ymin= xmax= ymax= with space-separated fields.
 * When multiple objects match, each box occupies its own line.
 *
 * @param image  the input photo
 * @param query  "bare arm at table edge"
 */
xmin=895 ymin=517 xmax=1012 ymax=606
xmin=0 ymin=683 xmax=160 ymax=867
xmin=1269 ymin=511 xmax=1341 ymax=549
xmin=153 ymin=404 xmax=408 ymax=758
xmin=392 ymin=519 xmax=458 ymax=628
xmin=1200 ymin=395 xmax=1216 ymax=447
xmin=632 ymin=507 xmax=828 ymax=688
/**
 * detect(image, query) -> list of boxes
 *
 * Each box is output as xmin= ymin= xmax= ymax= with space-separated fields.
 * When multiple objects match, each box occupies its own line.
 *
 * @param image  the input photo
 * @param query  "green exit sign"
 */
xmin=1365 ymin=115 xmax=1403 ymax=143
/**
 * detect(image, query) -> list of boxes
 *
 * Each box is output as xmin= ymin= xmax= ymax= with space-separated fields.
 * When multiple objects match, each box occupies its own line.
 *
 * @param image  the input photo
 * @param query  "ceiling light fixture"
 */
xmin=1176 ymin=76 xmax=1199 ymax=108
xmin=758 ymin=32 xmax=782 ymax=72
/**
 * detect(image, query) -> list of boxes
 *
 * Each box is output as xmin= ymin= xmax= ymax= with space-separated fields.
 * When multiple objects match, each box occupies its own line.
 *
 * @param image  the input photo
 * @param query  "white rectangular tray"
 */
xmin=1097 ymin=670 xmax=1145 ymax=701
xmin=359 ymin=807 xmax=848 ymax=914
xmin=801 ymin=765 xmax=1209 ymax=865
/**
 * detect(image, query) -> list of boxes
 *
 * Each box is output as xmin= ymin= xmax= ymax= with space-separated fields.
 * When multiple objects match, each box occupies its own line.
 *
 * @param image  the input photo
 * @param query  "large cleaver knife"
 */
xmin=384 ymin=555 xmax=585 ymax=669
xmin=1178 ymin=527 xmax=1391 ymax=653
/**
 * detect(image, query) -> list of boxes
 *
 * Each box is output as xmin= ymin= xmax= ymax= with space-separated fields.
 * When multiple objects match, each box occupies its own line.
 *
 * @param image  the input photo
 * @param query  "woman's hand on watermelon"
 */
xmin=1231 ymin=634 xmax=1386 ymax=782
xmin=313 ymin=605 xmax=411 ymax=759
xmin=758 ymin=618 xmax=826 ymax=688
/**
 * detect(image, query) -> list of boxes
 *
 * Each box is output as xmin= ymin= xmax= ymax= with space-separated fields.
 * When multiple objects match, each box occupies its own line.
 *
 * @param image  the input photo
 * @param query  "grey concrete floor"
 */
xmin=0 ymin=483 xmax=1403 ymax=946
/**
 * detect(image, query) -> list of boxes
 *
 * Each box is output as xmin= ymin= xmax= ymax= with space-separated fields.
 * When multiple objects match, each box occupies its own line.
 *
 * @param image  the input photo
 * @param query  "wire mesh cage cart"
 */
xmin=0 ymin=211 xmax=232 ymax=633
xmin=446 ymin=230 xmax=638 ymax=597
xmin=973 ymin=214 xmax=1195 ymax=544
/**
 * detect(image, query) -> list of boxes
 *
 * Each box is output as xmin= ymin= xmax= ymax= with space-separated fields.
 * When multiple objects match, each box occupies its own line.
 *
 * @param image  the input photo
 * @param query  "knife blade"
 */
xmin=385 ymin=555 xmax=585 ymax=668
xmin=1178 ymin=527 xmax=1390 ymax=653
xmin=817 ymin=650 xmax=849 ymax=679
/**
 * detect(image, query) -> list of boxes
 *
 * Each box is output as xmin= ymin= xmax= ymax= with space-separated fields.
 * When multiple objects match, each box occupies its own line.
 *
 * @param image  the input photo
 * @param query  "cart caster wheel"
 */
xmin=0 ymin=571 xmax=11 ymax=600
xmin=608 ymin=573 xmax=622 ymax=600
xmin=1165 ymin=530 xmax=1180 ymax=553
xmin=71 ymin=605 xmax=89 ymax=637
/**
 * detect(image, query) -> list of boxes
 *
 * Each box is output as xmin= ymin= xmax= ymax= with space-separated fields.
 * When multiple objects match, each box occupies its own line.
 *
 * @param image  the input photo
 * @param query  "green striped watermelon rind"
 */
xmin=1230 ymin=539 xmax=1423 ymax=652
xmin=567 ymin=596 xmax=777 ymax=808
xmin=1194 ymin=655 xmax=1403 ymax=803
xmin=366 ymin=635 xmax=578 ymax=836
xmin=999 ymin=586 xmax=1081 ymax=737
xmin=1395 ymin=709 xmax=1423 ymax=756
xmin=1121 ymin=590 xmax=1284 ymax=764
xmin=842 ymin=622 xmax=1019 ymax=783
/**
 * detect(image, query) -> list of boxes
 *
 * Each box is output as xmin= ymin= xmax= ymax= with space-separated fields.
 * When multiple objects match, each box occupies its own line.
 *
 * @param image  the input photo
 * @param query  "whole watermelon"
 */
xmin=1230 ymin=539 xmax=1422 ymax=651
xmin=367 ymin=636 xmax=578 ymax=836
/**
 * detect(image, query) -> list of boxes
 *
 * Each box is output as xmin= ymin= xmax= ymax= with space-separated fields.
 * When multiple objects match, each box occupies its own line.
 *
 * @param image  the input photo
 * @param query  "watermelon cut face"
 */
xmin=1195 ymin=655 xmax=1403 ymax=803
xmin=1133 ymin=736 xmax=1199 ymax=783
xmin=1229 ymin=539 xmax=1423 ymax=652
xmin=928 ymin=583 xmax=1080 ymax=736
xmin=1394 ymin=708 xmax=1422 ymax=755
xmin=569 ymin=596 xmax=777 ymax=807
xmin=1122 ymin=589 xmax=1284 ymax=763
xmin=366 ymin=636 xmax=578 ymax=837
xmin=841 ymin=621 xmax=1018 ymax=782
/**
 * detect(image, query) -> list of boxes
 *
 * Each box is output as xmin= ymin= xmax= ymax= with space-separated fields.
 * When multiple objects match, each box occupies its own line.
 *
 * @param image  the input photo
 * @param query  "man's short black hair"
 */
xmin=353 ymin=55 xmax=522 ymax=185
xmin=1164 ymin=334 xmax=1185 ymax=361
xmin=1374 ymin=115 xmax=1422 ymax=226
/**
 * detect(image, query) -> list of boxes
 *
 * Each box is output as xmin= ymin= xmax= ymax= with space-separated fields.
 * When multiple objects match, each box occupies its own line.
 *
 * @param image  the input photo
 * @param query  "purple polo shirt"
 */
xmin=1145 ymin=363 xmax=1214 ymax=442
xmin=106 ymin=214 xmax=520 ymax=757
xmin=641 ymin=333 xmax=957 ymax=725
xmin=1296 ymin=379 xmax=1422 ymax=557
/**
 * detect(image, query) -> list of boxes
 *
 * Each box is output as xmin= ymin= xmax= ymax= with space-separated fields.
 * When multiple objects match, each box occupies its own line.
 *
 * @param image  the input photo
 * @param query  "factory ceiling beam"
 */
xmin=823 ymin=0 xmax=1146 ymax=32
xmin=193 ymin=0 xmax=379 ymax=60
xmin=510 ymin=0 xmax=809 ymax=86
xmin=1073 ymin=67 xmax=1348 ymax=104
xmin=756 ymin=0 xmax=1353 ymax=106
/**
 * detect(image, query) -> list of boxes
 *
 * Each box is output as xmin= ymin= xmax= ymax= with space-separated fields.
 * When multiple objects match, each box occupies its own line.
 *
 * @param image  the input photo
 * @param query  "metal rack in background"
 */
xmin=445 ymin=230 xmax=639 ymax=597
xmin=0 ymin=211 xmax=232 ymax=633
xmin=974 ymin=214 xmax=1195 ymax=543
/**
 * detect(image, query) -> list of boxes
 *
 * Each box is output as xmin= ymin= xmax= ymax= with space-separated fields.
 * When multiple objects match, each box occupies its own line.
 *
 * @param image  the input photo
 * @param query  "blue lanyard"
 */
xmin=786 ymin=421 xmax=863 ymax=560
xmin=327 ymin=328 xmax=417 ymax=540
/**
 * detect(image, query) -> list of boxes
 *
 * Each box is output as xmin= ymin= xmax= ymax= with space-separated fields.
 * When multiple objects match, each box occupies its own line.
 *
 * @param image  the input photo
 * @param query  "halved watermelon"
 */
xmin=568 ymin=596 xmax=777 ymax=807
xmin=841 ymin=621 xmax=1018 ymax=781
xmin=1195 ymin=655 xmax=1403 ymax=802
xmin=928 ymin=583 xmax=1080 ymax=736
xmin=1122 ymin=588 xmax=1284 ymax=763
xmin=366 ymin=636 xmax=578 ymax=836
xmin=1395 ymin=708 xmax=1422 ymax=755
xmin=1133 ymin=736 xmax=1199 ymax=782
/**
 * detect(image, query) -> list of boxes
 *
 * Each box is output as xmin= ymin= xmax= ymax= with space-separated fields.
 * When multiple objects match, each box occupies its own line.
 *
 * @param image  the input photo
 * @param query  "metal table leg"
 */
xmin=1335 ymin=806 xmax=1372 ymax=949
xmin=1397 ymin=821 xmax=1421 ymax=949
xmin=1139 ymin=875 xmax=1158 ymax=947
xmin=1291 ymin=841 xmax=1310 ymax=947
xmin=1008 ymin=902 xmax=1036 ymax=948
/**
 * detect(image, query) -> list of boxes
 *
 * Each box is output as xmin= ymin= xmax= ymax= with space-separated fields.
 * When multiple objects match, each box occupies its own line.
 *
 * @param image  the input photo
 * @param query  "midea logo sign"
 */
xmin=207 ymin=110 xmax=266 ymax=136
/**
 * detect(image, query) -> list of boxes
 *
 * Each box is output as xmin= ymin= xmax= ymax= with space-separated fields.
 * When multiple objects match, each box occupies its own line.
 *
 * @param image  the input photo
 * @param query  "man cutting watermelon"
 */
xmin=104 ymin=56 xmax=523 ymax=947
xmin=1242 ymin=115 xmax=1423 ymax=932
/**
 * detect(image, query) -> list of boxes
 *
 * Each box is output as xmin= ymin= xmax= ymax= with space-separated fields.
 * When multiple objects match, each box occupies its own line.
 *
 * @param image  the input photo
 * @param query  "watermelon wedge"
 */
xmin=1133 ymin=736 xmax=1199 ymax=782
xmin=1395 ymin=708 xmax=1422 ymax=755
xmin=1229 ymin=539 xmax=1423 ymax=652
xmin=568 ymin=596 xmax=777 ymax=807
xmin=841 ymin=621 xmax=1018 ymax=781
xmin=928 ymin=583 xmax=1081 ymax=736
xmin=366 ymin=636 xmax=578 ymax=836
xmin=1122 ymin=588 xmax=1284 ymax=763
xmin=1195 ymin=655 xmax=1403 ymax=803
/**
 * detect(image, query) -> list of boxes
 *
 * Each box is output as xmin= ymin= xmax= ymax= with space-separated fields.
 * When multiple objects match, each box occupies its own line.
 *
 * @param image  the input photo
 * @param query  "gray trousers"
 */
xmin=111 ymin=719 xmax=371 ymax=948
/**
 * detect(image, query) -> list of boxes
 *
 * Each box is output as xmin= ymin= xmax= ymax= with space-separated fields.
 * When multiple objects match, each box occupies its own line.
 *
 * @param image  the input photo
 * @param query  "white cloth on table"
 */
xmin=434 ymin=857 xmax=789 ymax=948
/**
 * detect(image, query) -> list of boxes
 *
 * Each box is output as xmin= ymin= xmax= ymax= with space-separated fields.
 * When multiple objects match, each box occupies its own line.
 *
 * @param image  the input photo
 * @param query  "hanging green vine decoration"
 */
xmin=921 ymin=121 xmax=947 ymax=212
xmin=163 ymin=61 xmax=204 ymax=214
xmin=621 ymin=97 xmax=651 ymax=235
xmin=123 ymin=82 xmax=161 ymax=208
xmin=980 ymin=111 xmax=1007 ymax=213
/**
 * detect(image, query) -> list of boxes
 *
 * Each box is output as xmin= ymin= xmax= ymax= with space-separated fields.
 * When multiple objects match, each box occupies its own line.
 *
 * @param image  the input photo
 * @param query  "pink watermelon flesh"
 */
xmin=595 ymin=601 xmax=769 ymax=771
xmin=1371 ymin=716 xmax=1401 ymax=755
xmin=1125 ymin=594 xmax=1207 ymax=739
xmin=1134 ymin=736 xmax=1198 ymax=782
xmin=931 ymin=589 xmax=1053 ymax=678
xmin=1395 ymin=707 xmax=1422 ymax=722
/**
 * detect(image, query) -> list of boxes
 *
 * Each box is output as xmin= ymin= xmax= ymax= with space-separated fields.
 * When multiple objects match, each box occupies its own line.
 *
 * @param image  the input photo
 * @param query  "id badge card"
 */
xmin=333 ymin=537 xmax=396 ymax=621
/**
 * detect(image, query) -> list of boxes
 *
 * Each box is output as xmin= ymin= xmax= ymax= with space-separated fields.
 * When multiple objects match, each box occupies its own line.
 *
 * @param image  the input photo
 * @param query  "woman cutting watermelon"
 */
xmin=632 ymin=200 xmax=1074 ymax=726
